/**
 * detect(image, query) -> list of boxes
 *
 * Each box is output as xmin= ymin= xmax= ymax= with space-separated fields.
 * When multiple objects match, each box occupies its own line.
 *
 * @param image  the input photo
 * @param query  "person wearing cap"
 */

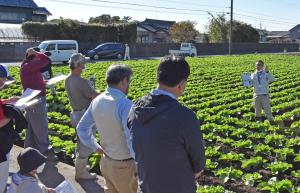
xmin=64 ymin=53 xmax=99 ymax=180
xmin=0 ymin=64 xmax=19 ymax=104
xmin=7 ymin=147 xmax=56 ymax=193
xmin=20 ymin=48 xmax=57 ymax=161
xmin=77 ymin=64 xmax=137 ymax=193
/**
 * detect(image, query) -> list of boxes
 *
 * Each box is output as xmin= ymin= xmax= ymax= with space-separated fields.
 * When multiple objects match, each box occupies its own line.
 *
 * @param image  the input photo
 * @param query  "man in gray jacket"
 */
xmin=128 ymin=55 xmax=205 ymax=193
xmin=251 ymin=60 xmax=275 ymax=123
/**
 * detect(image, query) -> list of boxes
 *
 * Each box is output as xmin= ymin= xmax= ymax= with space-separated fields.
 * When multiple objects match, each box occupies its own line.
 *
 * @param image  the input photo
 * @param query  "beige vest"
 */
xmin=91 ymin=90 xmax=131 ymax=160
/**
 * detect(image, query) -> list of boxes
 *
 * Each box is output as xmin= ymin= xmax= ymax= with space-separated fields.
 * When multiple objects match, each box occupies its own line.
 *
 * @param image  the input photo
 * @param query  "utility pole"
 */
xmin=229 ymin=0 xmax=233 ymax=55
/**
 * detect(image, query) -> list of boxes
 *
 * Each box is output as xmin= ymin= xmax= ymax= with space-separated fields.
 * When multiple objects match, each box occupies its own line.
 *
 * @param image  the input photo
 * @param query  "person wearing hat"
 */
xmin=0 ymin=64 xmax=19 ymax=104
xmin=7 ymin=147 xmax=56 ymax=193
xmin=64 ymin=53 xmax=99 ymax=180
xmin=20 ymin=48 xmax=57 ymax=161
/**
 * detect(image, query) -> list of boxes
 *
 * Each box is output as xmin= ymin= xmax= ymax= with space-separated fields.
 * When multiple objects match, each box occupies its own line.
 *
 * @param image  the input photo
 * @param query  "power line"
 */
xmin=234 ymin=13 xmax=298 ymax=26
xmin=151 ymin=0 xmax=299 ymax=25
xmin=234 ymin=8 xmax=298 ymax=23
xmin=90 ymin=0 xmax=222 ymax=13
xmin=234 ymin=16 xmax=295 ymax=27
xmin=154 ymin=0 xmax=225 ymax=9
xmin=47 ymin=0 xmax=212 ymax=16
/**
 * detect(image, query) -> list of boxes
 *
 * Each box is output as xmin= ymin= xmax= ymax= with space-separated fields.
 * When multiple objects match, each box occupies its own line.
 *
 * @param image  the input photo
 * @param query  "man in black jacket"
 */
xmin=128 ymin=55 xmax=205 ymax=193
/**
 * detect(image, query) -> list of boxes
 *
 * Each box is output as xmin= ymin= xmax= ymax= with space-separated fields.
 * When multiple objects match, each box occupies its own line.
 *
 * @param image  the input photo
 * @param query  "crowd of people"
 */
xmin=0 ymin=47 xmax=276 ymax=193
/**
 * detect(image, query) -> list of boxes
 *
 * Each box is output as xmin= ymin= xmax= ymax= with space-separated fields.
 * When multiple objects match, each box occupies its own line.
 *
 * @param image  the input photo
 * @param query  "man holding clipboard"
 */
xmin=250 ymin=60 xmax=275 ymax=123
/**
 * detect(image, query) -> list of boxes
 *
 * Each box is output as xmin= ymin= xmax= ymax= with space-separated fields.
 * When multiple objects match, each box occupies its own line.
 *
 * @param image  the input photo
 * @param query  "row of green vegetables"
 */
xmin=2 ymin=54 xmax=300 ymax=192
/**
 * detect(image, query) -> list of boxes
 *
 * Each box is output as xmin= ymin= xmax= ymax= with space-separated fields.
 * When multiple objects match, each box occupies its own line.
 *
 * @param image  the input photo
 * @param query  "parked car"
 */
xmin=169 ymin=43 xmax=197 ymax=57
xmin=38 ymin=40 xmax=78 ymax=64
xmin=87 ymin=42 xmax=125 ymax=60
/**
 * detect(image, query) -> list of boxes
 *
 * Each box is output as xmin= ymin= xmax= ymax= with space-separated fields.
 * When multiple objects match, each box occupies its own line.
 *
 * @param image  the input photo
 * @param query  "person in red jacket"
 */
xmin=20 ymin=48 xmax=57 ymax=161
xmin=1 ymin=64 xmax=28 ymax=193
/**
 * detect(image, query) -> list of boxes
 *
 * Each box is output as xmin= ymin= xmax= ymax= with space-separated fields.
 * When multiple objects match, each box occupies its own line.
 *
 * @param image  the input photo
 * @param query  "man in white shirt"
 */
xmin=251 ymin=60 xmax=275 ymax=123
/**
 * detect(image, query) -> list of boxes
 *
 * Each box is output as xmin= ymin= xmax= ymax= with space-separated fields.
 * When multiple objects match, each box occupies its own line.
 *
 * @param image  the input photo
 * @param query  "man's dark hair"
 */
xmin=256 ymin=60 xmax=264 ymax=66
xmin=157 ymin=55 xmax=190 ymax=87
xmin=106 ymin=64 xmax=133 ymax=85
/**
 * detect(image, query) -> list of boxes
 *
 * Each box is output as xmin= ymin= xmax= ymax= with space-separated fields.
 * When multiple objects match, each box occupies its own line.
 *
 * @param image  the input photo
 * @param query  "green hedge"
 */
xmin=22 ymin=20 xmax=137 ymax=44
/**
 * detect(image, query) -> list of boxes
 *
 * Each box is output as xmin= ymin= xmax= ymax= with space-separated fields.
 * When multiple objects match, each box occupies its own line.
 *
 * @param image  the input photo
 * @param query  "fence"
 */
xmin=0 ymin=42 xmax=299 ymax=62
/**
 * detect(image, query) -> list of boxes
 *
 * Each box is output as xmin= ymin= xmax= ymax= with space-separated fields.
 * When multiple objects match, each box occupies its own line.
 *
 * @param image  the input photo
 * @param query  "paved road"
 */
xmin=2 ymin=57 xmax=163 ymax=67
xmin=8 ymin=145 xmax=105 ymax=193
xmin=3 ymin=52 xmax=300 ymax=67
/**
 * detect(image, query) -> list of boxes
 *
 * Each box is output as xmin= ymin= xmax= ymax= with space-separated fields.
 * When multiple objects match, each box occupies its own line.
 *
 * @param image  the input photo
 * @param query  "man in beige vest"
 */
xmin=76 ymin=64 xmax=136 ymax=193
xmin=65 ymin=53 xmax=99 ymax=180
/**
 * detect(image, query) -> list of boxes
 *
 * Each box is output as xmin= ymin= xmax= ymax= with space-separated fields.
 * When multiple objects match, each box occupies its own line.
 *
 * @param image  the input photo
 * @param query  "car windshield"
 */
xmin=95 ymin=44 xmax=105 ymax=50
xmin=38 ymin=43 xmax=48 ymax=50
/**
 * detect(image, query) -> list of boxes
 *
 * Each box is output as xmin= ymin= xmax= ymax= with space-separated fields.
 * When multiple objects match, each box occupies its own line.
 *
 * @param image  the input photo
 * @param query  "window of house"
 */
xmin=141 ymin=36 xmax=149 ymax=43
xmin=0 ymin=12 xmax=27 ymax=22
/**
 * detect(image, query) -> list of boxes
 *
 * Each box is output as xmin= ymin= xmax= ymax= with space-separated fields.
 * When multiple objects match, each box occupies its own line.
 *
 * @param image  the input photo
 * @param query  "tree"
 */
xmin=206 ymin=14 xmax=259 ymax=43
xmin=89 ymin=14 xmax=132 ymax=24
xmin=122 ymin=16 xmax=132 ymax=23
xmin=231 ymin=21 xmax=259 ymax=42
xmin=170 ymin=21 xmax=198 ymax=43
xmin=206 ymin=13 xmax=228 ymax=43
xmin=89 ymin=14 xmax=111 ymax=24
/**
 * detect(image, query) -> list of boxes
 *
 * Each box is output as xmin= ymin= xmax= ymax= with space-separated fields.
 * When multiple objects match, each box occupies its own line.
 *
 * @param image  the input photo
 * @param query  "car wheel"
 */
xmin=117 ymin=53 xmax=123 ymax=60
xmin=93 ymin=54 xmax=99 ymax=60
xmin=190 ymin=53 xmax=195 ymax=57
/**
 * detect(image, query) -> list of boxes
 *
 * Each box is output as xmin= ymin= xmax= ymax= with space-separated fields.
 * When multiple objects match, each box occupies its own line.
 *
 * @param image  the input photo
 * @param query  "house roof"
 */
xmin=33 ymin=7 xmax=52 ymax=15
xmin=289 ymin=24 xmax=300 ymax=32
xmin=0 ymin=23 xmax=28 ymax=42
xmin=267 ymin=31 xmax=290 ymax=38
xmin=138 ymin=18 xmax=175 ymax=33
xmin=0 ymin=0 xmax=38 ymax=8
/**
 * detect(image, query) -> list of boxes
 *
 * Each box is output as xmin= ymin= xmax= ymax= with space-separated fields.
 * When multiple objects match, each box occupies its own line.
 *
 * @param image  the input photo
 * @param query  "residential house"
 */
xmin=137 ymin=18 xmax=175 ymax=43
xmin=0 ymin=0 xmax=51 ymax=24
xmin=289 ymin=24 xmax=300 ymax=43
xmin=266 ymin=31 xmax=291 ymax=43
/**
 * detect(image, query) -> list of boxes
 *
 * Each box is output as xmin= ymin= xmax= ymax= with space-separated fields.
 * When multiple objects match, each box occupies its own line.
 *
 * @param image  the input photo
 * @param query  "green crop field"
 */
xmin=2 ymin=54 xmax=300 ymax=192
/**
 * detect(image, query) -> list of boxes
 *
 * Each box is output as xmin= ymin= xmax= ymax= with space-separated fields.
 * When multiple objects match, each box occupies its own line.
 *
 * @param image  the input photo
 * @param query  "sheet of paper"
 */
xmin=46 ymin=74 xmax=67 ymax=85
xmin=241 ymin=72 xmax=252 ymax=87
xmin=4 ymin=80 xmax=15 ymax=86
xmin=55 ymin=180 xmax=78 ymax=193
xmin=10 ymin=88 xmax=41 ymax=109
xmin=16 ymin=98 xmax=40 ymax=110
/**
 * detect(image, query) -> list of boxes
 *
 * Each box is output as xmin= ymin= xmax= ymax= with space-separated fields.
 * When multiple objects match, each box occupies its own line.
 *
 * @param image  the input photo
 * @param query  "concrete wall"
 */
xmin=0 ymin=42 xmax=299 ymax=62
xmin=130 ymin=43 xmax=300 ymax=57
xmin=0 ymin=42 xmax=38 ymax=62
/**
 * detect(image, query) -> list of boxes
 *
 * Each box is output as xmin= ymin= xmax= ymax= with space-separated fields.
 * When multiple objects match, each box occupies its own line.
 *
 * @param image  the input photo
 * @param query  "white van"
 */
xmin=38 ymin=40 xmax=78 ymax=64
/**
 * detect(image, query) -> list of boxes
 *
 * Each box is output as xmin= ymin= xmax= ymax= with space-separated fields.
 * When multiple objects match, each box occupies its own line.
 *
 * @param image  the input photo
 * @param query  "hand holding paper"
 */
xmin=9 ymin=88 xmax=41 ymax=110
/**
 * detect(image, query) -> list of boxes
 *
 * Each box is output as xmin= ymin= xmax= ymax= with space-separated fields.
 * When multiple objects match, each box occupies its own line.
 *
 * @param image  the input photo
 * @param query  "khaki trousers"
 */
xmin=100 ymin=155 xmax=137 ymax=193
xmin=254 ymin=94 xmax=274 ymax=121
xmin=70 ymin=110 xmax=95 ymax=159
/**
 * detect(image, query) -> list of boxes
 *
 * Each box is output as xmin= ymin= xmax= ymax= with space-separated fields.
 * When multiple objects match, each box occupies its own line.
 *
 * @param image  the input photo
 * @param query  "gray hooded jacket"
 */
xmin=7 ymin=173 xmax=47 ymax=193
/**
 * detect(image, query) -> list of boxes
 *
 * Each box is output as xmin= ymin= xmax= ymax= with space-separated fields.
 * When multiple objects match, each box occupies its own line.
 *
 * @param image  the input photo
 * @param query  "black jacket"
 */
xmin=0 ymin=104 xmax=27 ymax=163
xmin=128 ymin=94 xmax=205 ymax=193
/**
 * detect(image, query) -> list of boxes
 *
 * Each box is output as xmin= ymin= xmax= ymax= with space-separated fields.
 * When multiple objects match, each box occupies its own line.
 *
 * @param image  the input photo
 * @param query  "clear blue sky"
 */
xmin=35 ymin=0 xmax=300 ymax=32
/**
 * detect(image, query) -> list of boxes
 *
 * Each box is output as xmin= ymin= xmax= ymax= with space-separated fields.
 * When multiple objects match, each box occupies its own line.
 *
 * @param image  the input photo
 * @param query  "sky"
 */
xmin=34 ymin=0 xmax=300 ymax=33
